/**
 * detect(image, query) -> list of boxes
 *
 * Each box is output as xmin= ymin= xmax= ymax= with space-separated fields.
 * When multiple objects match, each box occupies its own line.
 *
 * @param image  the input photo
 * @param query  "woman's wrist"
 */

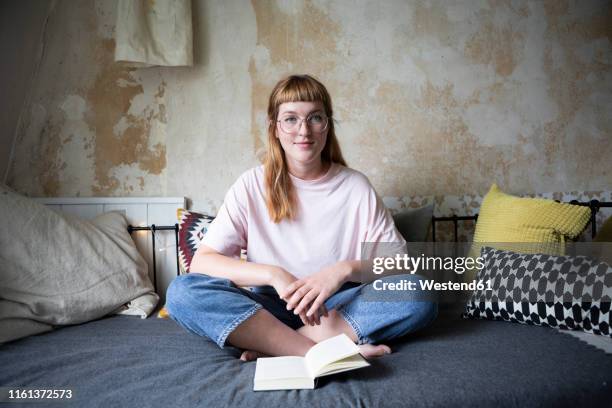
xmin=337 ymin=260 xmax=357 ymax=284
xmin=264 ymin=264 xmax=283 ymax=286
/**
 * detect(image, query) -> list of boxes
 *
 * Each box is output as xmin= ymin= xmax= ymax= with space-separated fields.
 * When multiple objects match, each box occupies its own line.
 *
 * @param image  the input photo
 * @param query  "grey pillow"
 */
xmin=392 ymin=204 xmax=434 ymax=242
xmin=0 ymin=185 xmax=158 ymax=343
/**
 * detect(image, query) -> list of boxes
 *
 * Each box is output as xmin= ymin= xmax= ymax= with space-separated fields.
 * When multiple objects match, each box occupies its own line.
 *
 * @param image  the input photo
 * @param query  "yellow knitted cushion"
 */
xmin=471 ymin=184 xmax=591 ymax=256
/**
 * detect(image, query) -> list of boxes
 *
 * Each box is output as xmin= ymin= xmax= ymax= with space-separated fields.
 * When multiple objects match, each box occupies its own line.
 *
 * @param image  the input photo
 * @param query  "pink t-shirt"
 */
xmin=201 ymin=163 xmax=406 ymax=278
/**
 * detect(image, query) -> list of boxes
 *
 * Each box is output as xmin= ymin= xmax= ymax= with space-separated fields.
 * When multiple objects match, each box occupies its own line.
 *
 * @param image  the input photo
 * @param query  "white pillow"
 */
xmin=0 ymin=185 xmax=158 ymax=343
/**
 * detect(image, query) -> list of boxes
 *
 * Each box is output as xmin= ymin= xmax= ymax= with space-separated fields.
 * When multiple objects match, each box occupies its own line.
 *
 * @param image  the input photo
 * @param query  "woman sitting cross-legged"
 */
xmin=166 ymin=74 xmax=437 ymax=361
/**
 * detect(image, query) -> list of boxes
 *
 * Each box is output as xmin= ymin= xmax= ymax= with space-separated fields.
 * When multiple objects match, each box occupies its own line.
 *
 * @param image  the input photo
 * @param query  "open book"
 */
xmin=253 ymin=334 xmax=370 ymax=391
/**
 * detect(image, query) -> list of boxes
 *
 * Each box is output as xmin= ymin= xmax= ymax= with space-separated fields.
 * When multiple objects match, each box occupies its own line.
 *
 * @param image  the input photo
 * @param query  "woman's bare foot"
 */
xmin=239 ymin=350 xmax=268 ymax=362
xmin=358 ymin=343 xmax=391 ymax=358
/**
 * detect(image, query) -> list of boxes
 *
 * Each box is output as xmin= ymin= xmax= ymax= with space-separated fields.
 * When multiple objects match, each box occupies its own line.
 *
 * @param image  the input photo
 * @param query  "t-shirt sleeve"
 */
xmin=200 ymin=177 xmax=248 ymax=258
xmin=362 ymin=183 xmax=407 ymax=258
xmin=364 ymin=188 xmax=405 ymax=243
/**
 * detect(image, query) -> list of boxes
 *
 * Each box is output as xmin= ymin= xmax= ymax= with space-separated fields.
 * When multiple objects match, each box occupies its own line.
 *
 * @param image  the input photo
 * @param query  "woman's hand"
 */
xmin=280 ymin=261 xmax=352 ymax=321
xmin=268 ymin=266 xmax=320 ymax=326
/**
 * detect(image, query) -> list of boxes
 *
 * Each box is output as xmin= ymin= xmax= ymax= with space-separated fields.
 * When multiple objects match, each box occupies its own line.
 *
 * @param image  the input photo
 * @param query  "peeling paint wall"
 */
xmin=6 ymin=0 xmax=611 ymax=213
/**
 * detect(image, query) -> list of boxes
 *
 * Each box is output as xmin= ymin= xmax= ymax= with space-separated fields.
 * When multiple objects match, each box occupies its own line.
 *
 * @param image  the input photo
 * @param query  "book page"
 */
xmin=304 ymin=334 xmax=360 ymax=377
xmin=254 ymin=356 xmax=310 ymax=381
xmin=317 ymin=354 xmax=370 ymax=377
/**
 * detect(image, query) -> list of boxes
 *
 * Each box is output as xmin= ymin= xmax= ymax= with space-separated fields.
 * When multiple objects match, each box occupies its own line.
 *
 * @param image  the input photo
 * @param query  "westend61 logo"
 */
xmin=372 ymin=253 xmax=486 ymax=275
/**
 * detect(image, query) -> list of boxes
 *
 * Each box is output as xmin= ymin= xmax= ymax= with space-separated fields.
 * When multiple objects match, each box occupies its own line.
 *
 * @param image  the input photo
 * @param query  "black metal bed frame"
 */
xmin=432 ymin=200 xmax=612 ymax=242
xmin=125 ymin=200 xmax=611 ymax=291
xmin=127 ymin=224 xmax=180 ymax=292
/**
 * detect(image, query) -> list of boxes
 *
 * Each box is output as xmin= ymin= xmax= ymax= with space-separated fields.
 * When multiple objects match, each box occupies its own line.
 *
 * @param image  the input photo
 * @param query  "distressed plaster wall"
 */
xmin=5 ymin=0 xmax=611 ymax=214
xmin=0 ymin=1 xmax=50 ymax=182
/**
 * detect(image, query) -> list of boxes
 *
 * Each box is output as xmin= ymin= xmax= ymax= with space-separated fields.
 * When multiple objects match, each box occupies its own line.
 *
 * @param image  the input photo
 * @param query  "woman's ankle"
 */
xmin=297 ymin=310 xmax=358 ymax=343
xmin=228 ymin=309 xmax=315 ymax=356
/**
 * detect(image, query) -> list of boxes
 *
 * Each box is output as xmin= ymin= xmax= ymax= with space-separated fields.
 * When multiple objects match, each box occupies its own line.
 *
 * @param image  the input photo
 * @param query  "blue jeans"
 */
xmin=166 ymin=273 xmax=438 ymax=348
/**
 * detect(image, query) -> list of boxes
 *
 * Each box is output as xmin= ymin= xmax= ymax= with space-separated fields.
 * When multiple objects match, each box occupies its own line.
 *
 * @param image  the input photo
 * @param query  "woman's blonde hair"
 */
xmin=264 ymin=74 xmax=347 ymax=223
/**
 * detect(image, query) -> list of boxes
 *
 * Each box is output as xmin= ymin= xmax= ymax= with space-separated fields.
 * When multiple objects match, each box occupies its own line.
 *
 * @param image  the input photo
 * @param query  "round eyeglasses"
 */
xmin=277 ymin=113 xmax=329 ymax=134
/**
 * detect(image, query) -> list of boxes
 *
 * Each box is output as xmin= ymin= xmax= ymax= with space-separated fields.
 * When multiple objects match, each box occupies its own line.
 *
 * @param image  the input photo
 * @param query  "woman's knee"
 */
xmin=166 ymin=275 xmax=194 ymax=317
xmin=165 ymin=273 xmax=230 ymax=317
xmin=409 ymin=300 xmax=438 ymax=329
xmin=379 ymin=301 xmax=437 ymax=341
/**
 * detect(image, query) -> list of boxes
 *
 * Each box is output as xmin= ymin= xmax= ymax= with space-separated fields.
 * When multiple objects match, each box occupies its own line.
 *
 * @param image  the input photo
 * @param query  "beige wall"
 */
xmin=5 ymin=0 xmax=611 ymax=214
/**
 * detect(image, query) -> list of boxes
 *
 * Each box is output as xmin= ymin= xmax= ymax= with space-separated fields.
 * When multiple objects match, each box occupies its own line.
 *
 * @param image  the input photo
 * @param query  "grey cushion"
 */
xmin=392 ymin=204 xmax=434 ymax=242
xmin=594 ymin=216 xmax=612 ymax=242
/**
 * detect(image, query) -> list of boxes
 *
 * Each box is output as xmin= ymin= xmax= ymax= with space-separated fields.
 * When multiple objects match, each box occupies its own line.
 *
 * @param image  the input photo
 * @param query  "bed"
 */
xmin=1 ymin=187 xmax=611 ymax=407
xmin=1 ymin=309 xmax=610 ymax=407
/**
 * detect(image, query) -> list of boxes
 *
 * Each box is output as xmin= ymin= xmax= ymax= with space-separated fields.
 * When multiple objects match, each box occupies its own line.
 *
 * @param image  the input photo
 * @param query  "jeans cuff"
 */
xmin=338 ymin=308 xmax=371 ymax=345
xmin=217 ymin=303 xmax=263 ymax=348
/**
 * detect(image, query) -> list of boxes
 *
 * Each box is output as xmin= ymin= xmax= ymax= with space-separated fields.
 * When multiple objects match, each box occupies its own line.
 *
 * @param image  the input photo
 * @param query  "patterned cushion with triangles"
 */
xmin=177 ymin=209 xmax=215 ymax=273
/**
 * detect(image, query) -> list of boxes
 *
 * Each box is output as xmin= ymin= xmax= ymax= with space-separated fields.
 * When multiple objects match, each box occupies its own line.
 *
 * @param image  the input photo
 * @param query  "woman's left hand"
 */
xmin=280 ymin=261 xmax=351 ymax=319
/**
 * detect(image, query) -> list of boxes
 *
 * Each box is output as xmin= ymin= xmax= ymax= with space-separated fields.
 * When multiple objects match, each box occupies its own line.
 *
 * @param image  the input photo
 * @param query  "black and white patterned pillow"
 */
xmin=463 ymin=247 xmax=612 ymax=337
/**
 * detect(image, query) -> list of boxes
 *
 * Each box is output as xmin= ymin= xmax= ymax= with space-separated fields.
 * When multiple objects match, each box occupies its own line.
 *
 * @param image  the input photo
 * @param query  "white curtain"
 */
xmin=115 ymin=0 xmax=193 ymax=67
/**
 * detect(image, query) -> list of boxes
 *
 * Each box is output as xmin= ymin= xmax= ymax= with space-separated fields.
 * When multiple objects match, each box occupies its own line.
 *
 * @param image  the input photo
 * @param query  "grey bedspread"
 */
xmin=1 ymin=312 xmax=611 ymax=408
